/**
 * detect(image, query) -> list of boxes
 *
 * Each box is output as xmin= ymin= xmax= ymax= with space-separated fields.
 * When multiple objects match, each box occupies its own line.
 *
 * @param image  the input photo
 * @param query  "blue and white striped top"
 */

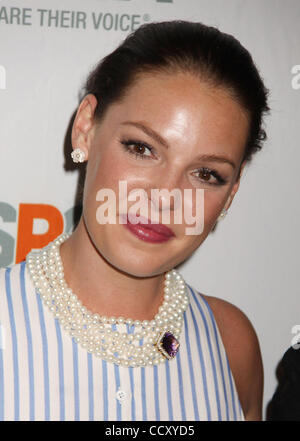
xmin=0 ymin=260 xmax=244 ymax=421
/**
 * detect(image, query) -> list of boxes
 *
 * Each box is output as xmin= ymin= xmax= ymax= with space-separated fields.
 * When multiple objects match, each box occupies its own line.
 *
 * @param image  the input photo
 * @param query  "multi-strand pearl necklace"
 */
xmin=26 ymin=234 xmax=190 ymax=368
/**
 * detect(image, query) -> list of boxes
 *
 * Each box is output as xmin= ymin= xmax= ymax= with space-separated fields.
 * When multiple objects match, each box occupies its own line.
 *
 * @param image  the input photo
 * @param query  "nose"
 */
xmin=148 ymin=172 xmax=183 ymax=214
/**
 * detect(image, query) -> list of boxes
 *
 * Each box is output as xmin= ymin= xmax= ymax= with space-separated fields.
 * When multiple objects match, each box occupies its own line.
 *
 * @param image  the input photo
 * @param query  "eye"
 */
xmin=192 ymin=167 xmax=227 ymax=186
xmin=120 ymin=139 xmax=154 ymax=159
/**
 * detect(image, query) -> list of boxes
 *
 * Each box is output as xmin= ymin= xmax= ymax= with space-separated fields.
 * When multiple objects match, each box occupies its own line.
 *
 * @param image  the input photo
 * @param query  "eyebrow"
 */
xmin=121 ymin=120 xmax=236 ymax=170
xmin=121 ymin=121 xmax=170 ymax=149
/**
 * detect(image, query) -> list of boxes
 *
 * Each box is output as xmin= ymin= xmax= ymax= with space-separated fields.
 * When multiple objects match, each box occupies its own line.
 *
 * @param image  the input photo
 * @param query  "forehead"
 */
xmin=100 ymin=71 xmax=249 ymax=161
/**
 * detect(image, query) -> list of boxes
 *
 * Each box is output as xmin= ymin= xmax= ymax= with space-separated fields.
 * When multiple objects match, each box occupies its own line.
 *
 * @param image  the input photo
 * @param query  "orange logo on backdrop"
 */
xmin=15 ymin=203 xmax=64 ymax=263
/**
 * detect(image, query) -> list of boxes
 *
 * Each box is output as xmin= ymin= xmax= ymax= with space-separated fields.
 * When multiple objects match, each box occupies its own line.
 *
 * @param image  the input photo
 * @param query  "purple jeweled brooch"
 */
xmin=156 ymin=331 xmax=180 ymax=360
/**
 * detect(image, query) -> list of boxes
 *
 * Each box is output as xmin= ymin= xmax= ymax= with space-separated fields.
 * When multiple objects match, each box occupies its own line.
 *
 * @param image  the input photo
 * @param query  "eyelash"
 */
xmin=120 ymin=138 xmax=228 ymax=186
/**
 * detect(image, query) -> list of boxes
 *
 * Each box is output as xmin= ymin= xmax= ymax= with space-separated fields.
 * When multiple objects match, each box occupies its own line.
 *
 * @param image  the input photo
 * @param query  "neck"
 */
xmin=59 ymin=217 xmax=166 ymax=321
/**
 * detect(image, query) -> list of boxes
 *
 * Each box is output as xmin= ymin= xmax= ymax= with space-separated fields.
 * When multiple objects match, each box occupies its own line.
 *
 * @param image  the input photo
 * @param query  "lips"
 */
xmin=119 ymin=213 xmax=175 ymax=243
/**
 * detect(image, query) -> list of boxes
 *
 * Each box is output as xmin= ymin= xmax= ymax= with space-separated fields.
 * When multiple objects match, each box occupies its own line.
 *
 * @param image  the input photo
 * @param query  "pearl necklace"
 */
xmin=26 ymin=234 xmax=190 ymax=368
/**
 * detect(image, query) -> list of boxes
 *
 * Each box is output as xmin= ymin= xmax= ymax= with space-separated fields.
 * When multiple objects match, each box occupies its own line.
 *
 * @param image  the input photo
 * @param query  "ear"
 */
xmin=224 ymin=160 xmax=247 ymax=211
xmin=71 ymin=94 xmax=98 ymax=160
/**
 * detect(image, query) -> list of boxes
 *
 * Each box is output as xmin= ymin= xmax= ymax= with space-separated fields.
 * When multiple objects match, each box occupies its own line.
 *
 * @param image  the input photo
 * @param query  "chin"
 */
xmin=88 ymin=222 xmax=180 ymax=277
xmin=105 ymin=249 xmax=165 ymax=277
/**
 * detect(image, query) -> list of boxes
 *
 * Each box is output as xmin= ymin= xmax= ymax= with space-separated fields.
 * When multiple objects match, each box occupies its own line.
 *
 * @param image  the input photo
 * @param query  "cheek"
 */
xmin=203 ymin=192 xmax=228 ymax=226
xmin=204 ymin=194 xmax=222 ymax=219
xmin=176 ymin=196 xmax=223 ymax=257
xmin=85 ymin=148 xmax=128 ymax=194
xmin=179 ymin=191 xmax=228 ymax=243
xmin=183 ymin=188 xmax=228 ymax=223
xmin=83 ymin=151 xmax=149 ymax=225
xmin=89 ymin=160 xmax=158 ymax=213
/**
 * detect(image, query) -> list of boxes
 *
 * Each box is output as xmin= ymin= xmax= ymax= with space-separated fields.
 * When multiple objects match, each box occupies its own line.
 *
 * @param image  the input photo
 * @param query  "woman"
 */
xmin=0 ymin=20 xmax=269 ymax=421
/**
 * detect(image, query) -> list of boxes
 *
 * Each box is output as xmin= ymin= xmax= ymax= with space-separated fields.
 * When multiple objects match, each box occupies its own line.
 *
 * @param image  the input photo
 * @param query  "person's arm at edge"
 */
xmin=202 ymin=294 xmax=264 ymax=421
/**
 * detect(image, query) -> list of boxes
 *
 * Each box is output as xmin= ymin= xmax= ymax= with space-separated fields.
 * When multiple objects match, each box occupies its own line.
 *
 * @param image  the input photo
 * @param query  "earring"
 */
xmin=218 ymin=208 xmax=227 ymax=221
xmin=71 ymin=148 xmax=86 ymax=163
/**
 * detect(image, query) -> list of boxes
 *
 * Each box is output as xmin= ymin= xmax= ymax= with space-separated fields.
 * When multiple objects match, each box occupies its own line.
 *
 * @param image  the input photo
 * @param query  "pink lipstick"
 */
xmin=119 ymin=213 xmax=175 ymax=243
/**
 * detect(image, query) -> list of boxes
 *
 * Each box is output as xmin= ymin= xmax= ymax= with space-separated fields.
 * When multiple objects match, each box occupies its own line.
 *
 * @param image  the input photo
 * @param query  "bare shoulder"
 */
xmin=202 ymin=293 xmax=264 ymax=421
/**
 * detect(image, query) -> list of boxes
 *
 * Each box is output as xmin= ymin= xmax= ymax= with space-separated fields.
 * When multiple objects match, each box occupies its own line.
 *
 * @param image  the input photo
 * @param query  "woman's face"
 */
xmin=73 ymin=71 xmax=249 ymax=277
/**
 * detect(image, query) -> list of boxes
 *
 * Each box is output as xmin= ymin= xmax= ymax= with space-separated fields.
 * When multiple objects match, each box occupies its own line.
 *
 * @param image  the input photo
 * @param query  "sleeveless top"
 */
xmin=0 ymin=260 xmax=245 ymax=421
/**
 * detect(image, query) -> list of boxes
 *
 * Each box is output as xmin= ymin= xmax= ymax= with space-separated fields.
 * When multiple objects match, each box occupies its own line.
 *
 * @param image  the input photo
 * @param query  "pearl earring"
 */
xmin=71 ymin=148 xmax=86 ymax=163
xmin=218 ymin=208 xmax=227 ymax=220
